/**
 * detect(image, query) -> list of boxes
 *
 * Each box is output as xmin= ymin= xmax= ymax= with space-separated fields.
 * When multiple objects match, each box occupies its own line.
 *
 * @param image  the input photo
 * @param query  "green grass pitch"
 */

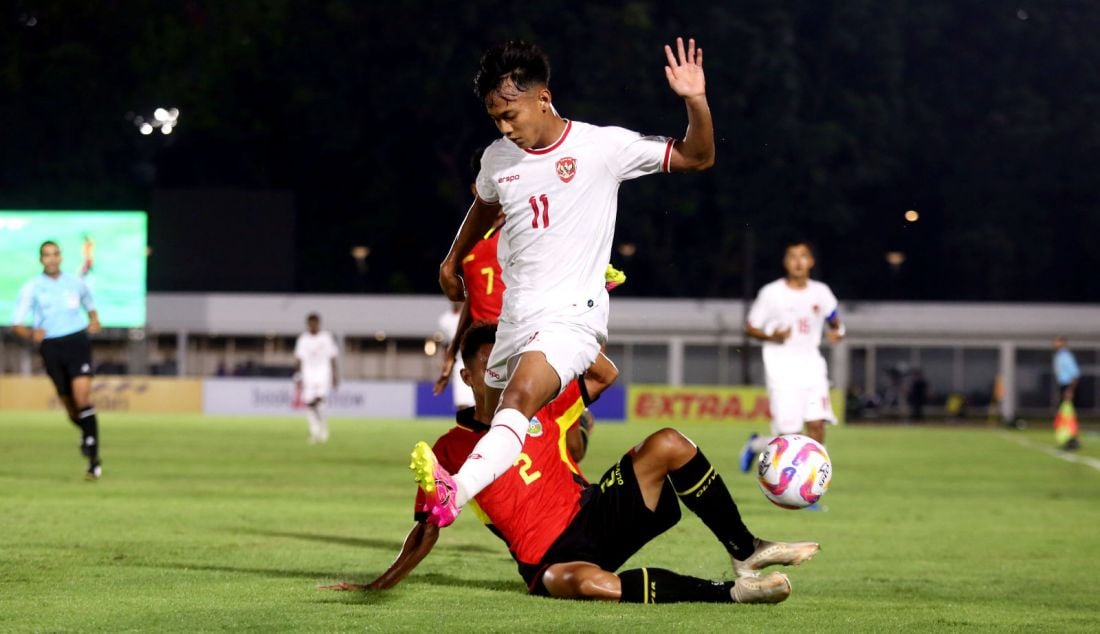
xmin=1 ymin=411 xmax=1099 ymax=632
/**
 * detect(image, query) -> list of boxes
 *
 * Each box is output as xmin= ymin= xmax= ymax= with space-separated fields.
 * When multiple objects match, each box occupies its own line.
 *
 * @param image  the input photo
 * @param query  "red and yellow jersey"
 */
xmin=415 ymin=379 xmax=590 ymax=565
xmin=461 ymin=228 xmax=504 ymax=323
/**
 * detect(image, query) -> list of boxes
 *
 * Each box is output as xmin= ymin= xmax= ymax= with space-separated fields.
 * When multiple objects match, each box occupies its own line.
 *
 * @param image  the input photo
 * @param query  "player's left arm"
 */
xmin=434 ymin=300 xmax=473 ymax=395
xmin=327 ymin=520 xmax=440 ymax=591
xmin=824 ymin=289 xmax=845 ymax=343
xmin=825 ymin=312 xmax=845 ymax=343
xmin=565 ymin=352 xmax=620 ymax=461
xmin=78 ymin=279 xmax=101 ymax=334
xmin=663 ymin=37 xmax=715 ymax=173
xmin=86 ymin=310 xmax=102 ymax=334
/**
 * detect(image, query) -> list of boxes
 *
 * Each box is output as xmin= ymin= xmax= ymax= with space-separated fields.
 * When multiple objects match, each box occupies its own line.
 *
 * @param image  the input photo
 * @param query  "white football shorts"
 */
xmin=301 ymin=382 xmax=330 ymax=404
xmin=768 ymin=384 xmax=837 ymax=435
xmin=485 ymin=303 xmax=608 ymax=395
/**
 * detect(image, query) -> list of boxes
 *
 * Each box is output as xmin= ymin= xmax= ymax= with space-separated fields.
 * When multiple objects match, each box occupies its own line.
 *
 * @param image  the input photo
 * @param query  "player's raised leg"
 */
xmin=413 ymin=350 xmax=561 ymax=525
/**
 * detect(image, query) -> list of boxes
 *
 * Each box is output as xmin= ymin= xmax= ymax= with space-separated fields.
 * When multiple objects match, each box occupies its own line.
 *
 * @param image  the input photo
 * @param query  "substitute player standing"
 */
xmin=294 ymin=313 xmax=339 ymax=444
xmin=741 ymin=240 xmax=845 ymax=474
xmin=11 ymin=241 xmax=103 ymax=480
xmin=415 ymin=37 xmax=715 ymax=527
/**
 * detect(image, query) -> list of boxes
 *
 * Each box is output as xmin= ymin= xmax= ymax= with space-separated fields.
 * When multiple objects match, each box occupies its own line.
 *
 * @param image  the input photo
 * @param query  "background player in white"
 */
xmin=741 ymin=240 xmax=845 ymax=474
xmin=437 ymin=301 xmax=476 ymax=410
xmin=294 ymin=313 xmax=339 ymax=444
xmin=414 ymin=37 xmax=715 ymax=527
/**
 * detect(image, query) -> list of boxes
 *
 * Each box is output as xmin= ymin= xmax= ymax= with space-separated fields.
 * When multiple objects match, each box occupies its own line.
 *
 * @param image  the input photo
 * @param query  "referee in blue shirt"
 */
xmin=12 ymin=241 xmax=103 ymax=479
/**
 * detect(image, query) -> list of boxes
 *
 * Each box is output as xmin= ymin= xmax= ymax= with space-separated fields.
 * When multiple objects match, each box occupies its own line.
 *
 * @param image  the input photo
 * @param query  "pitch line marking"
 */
xmin=999 ymin=433 xmax=1100 ymax=473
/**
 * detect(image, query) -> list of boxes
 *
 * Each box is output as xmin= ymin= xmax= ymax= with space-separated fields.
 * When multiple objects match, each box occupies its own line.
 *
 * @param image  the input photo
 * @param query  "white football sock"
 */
xmin=307 ymin=407 xmax=321 ymax=440
xmin=452 ymin=408 xmax=528 ymax=507
xmin=750 ymin=435 xmax=770 ymax=454
xmin=315 ymin=402 xmax=329 ymax=441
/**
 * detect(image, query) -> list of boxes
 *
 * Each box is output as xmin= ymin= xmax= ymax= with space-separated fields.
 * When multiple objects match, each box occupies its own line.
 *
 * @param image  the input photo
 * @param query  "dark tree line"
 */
xmin=2 ymin=1 xmax=1098 ymax=301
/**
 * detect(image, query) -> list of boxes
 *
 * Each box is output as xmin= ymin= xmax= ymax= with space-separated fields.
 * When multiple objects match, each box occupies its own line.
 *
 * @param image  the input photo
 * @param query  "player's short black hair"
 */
xmin=785 ymin=239 xmax=815 ymax=256
xmin=474 ymin=40 xmax=551 ymax=101
xmin=39 ymin=240 xmax=59 ymax=256
xmin=306 ymin=313 xmax=320 ymax=322
xmin=460 ymin=322 xmax=497 ymax=366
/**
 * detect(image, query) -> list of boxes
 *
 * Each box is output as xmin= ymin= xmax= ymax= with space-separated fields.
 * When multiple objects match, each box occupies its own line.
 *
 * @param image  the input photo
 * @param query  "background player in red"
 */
xmin=330 ymin=324 xmax=818 ymax=604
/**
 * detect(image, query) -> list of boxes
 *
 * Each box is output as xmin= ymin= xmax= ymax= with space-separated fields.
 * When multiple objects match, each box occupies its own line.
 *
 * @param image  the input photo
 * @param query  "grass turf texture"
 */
xmin=1 ymin=412 xmax=1099 ymax=632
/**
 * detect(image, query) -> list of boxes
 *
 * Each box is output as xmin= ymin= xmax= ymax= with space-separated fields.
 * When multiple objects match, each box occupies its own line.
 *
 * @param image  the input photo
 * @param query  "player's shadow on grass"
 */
xmin=318 ymin=574 xmax=521 ymax=605
xmin=241 ymin=528 xmax=498 ymax=555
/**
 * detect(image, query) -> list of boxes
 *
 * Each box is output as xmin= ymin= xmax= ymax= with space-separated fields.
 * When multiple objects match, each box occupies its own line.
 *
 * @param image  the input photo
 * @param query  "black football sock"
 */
xmin=668 ymin=449 xmax=756 ymax=560
xmin=78 ymin=406 xmax=99 ymax=461
xmin=618 ymin=568 xmax=734 ymax=603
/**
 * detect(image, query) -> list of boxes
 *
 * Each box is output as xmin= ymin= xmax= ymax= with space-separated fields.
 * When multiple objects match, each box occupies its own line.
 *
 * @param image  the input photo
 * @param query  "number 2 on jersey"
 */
xmin=514 ymin=452 xmax=542 ymax=485
xmin=528 ymin=194 xmax=549 ymax=229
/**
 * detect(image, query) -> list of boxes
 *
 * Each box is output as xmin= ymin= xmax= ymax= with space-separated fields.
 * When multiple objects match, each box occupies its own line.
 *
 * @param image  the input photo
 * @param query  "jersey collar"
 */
xmin=455 ymin=406 xmax=490 ymax=432
xmin=524 ymin=120 xmax=572 ymax=155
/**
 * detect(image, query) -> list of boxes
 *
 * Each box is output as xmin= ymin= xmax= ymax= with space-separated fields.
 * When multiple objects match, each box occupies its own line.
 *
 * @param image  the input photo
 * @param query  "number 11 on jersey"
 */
xmin=528 ymin=194 xmax=549 ymax=229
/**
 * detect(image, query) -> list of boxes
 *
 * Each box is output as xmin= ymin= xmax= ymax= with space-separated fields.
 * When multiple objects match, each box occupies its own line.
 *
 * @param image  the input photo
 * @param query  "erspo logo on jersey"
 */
xmin=555 ymin=157 xmax=577 ymax=183
xmin=498 ymin=174 xmax=520 ymax=183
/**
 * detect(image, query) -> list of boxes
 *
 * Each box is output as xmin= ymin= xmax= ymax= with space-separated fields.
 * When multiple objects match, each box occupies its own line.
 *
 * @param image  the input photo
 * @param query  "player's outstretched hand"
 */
xmin=664 ymin=37 xmax=705 ymax=99
xmin=433 ymin=356 xmax=455 ymax=395
xmin=319 ymin=581 xmax=370 ymax=592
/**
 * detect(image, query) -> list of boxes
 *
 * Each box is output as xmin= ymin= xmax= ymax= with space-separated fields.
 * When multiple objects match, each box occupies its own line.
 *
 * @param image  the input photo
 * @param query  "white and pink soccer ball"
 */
xmin=756 ymin=434 xmax=832 ymax=509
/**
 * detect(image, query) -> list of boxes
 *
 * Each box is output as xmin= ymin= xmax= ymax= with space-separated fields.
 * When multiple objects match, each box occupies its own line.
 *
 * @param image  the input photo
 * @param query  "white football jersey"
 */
xmin=747 ymin=278 xmax=839 ymax=388
xmin=294 ymin=330 xmax=339 ymax=385
xmin=476 ymin=120 xmax=673 ymax=327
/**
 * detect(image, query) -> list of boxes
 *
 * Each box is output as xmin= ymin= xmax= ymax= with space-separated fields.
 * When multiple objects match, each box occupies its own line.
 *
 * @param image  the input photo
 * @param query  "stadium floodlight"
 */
xmin=905 ymin=210 xmax=920 ymax=222
xmin=424 ymin=339 xmax=437 ymax=356
xmin=131 ymin=106 xmax=180 ymax=136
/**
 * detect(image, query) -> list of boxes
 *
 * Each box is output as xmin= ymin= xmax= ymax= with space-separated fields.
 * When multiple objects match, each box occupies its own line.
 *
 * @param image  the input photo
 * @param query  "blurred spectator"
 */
xmin=908 ymin=369 xmax=928 ymax=421
xmin=845 ymin=385 xmax=866 ymax=420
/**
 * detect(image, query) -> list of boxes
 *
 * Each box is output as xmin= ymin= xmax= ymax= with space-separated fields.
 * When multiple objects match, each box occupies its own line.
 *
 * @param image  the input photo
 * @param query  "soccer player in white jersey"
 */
xmin=740 ymin=241 xmax=845 ymax=474
xmin=294 ymin=313 xmax=340 ymax=444
xmin=412 ymin=37 xmax=715 ymax=528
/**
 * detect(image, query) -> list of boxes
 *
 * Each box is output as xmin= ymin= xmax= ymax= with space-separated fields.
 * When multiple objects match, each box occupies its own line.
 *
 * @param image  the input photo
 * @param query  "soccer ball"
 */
xmin=756 ymin=435 xmax=832 ymax=509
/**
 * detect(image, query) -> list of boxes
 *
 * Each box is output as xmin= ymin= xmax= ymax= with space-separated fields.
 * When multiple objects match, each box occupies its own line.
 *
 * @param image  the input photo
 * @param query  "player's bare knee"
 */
xmin=647 ymin=428 xmax=696 ymax=463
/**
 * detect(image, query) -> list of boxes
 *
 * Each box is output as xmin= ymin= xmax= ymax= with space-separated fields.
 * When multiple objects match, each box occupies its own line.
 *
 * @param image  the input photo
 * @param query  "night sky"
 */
xmin=2 ymin=1 xmax=1098 ymax=301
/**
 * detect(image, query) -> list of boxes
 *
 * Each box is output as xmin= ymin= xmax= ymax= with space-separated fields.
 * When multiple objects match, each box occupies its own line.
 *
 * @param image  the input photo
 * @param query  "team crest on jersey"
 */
xmin=812 ymin=304 xmax=820 ymax=314
xmin=555 ymin=157 xmax=577 ymax=183
xmin=527 ymin=417 xmax=544 ymax=437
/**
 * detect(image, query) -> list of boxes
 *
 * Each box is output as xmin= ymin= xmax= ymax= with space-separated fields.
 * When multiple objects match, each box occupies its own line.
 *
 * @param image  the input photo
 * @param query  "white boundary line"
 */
xmin=999 ymin=433 xmax=1100 ymax=472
